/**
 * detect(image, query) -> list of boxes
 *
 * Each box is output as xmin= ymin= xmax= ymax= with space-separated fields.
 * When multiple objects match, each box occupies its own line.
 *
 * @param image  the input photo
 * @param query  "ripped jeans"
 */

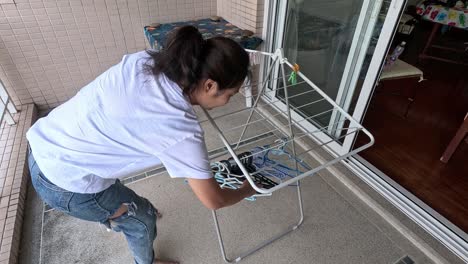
xmin=28 ymin=150 xmax=157 ymax=264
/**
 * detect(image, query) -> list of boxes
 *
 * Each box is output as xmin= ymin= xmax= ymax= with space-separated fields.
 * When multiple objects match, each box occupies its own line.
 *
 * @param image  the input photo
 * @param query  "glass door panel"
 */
xmin=268 ymin=0 xmax=405 ymax=155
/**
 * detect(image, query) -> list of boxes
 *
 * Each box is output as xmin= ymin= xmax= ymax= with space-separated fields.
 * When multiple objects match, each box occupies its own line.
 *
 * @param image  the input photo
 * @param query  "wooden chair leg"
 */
xmin=440 ymin=114 xmax=468 ymax=163
xmin=419 ymin=23 xmax=440 ymax=63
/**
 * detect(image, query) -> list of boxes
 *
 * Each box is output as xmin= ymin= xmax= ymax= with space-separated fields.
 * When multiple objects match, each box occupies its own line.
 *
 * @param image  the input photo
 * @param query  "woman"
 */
xmin=26 ymin=26 xmax=255 ymax=264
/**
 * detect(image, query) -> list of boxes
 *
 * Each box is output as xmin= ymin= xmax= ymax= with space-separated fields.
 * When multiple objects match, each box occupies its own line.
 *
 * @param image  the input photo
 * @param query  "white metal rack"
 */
xmin=199 ymin=48 xmax=375 ymax=263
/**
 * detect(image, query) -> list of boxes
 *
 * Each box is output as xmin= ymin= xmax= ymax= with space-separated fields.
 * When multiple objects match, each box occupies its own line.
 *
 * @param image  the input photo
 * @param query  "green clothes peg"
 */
xmin=288 ymin=63 xmax=300 ymax=85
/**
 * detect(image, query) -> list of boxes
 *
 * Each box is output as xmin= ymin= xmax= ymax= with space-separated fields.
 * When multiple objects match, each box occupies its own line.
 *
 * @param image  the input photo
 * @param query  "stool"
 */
xmin=378 ymin=59 xmax=425 ymax=117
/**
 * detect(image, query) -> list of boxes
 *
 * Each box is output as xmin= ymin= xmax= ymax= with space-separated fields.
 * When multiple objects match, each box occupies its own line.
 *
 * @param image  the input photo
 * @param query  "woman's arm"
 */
xmin=187 ymin=178 xmax=256 ymax=210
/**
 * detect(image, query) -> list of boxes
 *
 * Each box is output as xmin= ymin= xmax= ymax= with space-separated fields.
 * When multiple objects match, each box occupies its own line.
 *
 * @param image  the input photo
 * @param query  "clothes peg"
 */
xmin=288 ymin=63 xmax=300 ymax=85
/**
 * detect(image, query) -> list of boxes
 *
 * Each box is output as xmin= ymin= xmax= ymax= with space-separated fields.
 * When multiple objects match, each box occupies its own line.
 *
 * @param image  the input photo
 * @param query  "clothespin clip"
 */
xmin=288 ymin=63 xmax=300 ymax=85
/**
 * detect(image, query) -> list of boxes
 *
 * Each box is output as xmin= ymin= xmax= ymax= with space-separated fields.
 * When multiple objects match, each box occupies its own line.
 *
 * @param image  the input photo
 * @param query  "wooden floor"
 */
xmin=356 ymin=23 xmax=468 ymax=232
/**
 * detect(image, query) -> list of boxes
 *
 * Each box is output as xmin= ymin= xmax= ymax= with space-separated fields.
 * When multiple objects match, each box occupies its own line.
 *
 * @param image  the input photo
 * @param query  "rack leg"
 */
xmin=212 ymin=183 xmax=304 ymax=263
xmin=296 ymin=180 xmax=304 ymax=226
xmin=235 ymin=57 xmax=278 ymax=149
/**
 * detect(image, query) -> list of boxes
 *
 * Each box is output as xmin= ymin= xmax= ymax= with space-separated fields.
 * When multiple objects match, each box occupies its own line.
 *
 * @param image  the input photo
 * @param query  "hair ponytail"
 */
xmin=146 ymin=26 xmax=204 ymax=92
xmin=146 ymin=25 xmax=249 ymax=96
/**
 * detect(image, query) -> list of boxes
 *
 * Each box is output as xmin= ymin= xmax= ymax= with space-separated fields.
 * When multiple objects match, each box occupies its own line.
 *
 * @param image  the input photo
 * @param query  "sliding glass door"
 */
xmin=265 ymin=0 xmax=406 ymax=155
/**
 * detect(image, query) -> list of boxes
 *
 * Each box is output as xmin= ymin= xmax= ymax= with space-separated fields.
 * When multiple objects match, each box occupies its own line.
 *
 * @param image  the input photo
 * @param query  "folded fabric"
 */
xmin=144 ymin=18 xmax=263 ymax=50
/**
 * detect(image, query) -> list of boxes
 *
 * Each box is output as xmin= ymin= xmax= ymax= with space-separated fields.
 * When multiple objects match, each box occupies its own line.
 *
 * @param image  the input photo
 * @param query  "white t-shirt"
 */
xmin=26 ymin=51 xmax=213 ymax=193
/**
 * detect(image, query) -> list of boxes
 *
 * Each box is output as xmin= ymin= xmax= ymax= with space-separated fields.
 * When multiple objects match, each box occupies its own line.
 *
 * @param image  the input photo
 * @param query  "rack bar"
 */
xmin=218 ymin=102 xmax=332 ymax=135
xmin=219 ymin=118 xmax=352 ymax=166
xmin=212 ymin=209 xmax=303 ymax=263
xmin=207 ymin=81 xmax=315 ymax=122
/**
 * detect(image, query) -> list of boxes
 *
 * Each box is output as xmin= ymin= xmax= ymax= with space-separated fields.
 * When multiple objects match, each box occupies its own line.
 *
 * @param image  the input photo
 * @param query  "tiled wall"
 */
xmin=0 ymin=0 xmax=216 ymax=110
xmin=0 ymin=104 xmax=36 ymax=264
xmin=217 ymin=0 xmax=265 ymax=100
xmin=217 ymin=0 xmax=264 ymax=35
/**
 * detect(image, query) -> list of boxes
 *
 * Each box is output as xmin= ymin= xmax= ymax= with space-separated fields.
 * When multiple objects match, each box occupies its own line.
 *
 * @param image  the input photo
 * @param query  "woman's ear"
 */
xmin=204 ymin=79 xmax=219 ymax=95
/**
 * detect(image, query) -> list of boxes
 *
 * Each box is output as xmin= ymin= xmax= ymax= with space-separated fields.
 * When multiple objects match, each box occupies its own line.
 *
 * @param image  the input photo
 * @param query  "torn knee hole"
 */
xmin=109 ymin=202 xmax=137 ymax=219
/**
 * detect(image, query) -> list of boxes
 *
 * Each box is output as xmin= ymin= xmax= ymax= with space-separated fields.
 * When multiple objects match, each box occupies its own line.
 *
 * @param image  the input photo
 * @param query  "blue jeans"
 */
xmin=28 ymin=149 xmax=157 ymax=264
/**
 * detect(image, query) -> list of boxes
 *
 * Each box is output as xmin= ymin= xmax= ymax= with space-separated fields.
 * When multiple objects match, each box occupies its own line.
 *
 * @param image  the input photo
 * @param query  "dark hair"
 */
xmin=146 ymin=26 xmax=249 ymax=95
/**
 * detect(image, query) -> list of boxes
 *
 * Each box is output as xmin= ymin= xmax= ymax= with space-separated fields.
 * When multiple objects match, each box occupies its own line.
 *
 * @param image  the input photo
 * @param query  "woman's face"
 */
xmin=192 ymin=79 xmax=240 ymax=110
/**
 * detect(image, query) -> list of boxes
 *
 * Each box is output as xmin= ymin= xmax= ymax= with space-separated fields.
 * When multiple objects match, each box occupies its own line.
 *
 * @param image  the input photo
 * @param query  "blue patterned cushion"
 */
xmin=144 ymin=18 xmax=263 ymax=50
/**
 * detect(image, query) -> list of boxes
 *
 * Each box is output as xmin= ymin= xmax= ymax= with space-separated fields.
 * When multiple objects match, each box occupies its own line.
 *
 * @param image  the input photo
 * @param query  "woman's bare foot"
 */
xmin=153 ymin=258 xmax=179 ymax=264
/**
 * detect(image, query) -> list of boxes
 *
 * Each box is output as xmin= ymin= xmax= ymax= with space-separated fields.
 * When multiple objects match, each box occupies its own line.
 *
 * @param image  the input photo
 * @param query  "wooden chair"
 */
xmin=440 ymin=113 xmax=468 ymax=163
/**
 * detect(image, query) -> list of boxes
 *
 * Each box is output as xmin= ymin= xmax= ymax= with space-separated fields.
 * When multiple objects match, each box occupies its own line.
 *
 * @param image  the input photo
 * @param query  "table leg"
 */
xmin=440 ymin=114 xmax=468 ymax=163
xmin=419 ymin=23 xmax=441 ymax=62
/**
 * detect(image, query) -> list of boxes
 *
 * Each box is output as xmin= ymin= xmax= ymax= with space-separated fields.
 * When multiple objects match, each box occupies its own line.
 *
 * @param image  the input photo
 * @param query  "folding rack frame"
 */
xmin=200 ymin=48 xmax=375 ymax=262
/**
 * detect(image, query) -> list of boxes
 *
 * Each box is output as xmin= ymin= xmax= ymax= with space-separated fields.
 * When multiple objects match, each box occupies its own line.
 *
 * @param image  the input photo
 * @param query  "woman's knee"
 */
xmin=109 ymin=203 xmax=130 ymax=219
xmin=137 ymin=199 xmax=157 ymax=234
xmin=112 ymin=199 xmax=157 ymax=239
xmin=137 ymin=199 xmax=158 ymax=241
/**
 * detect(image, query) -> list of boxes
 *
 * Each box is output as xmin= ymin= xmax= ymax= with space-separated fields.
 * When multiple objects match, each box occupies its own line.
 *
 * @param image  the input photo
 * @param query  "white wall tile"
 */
xmin=217 ymin=0 xmax=264 ymax=33
xmin=0 ymin=0 xmax=216 ymax=109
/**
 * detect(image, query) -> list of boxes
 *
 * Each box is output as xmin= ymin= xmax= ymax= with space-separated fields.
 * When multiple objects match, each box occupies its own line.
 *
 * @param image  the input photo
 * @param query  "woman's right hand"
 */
xmin=188 ymin=177 xmax=256 ymax=210
xmin=240 ymin=180 xmax=257 ymax=197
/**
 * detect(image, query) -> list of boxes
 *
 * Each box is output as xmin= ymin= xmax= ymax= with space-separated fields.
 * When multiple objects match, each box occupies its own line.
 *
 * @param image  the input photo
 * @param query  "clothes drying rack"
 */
xmin=198 ymin=48 xmax=375 ymax=262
